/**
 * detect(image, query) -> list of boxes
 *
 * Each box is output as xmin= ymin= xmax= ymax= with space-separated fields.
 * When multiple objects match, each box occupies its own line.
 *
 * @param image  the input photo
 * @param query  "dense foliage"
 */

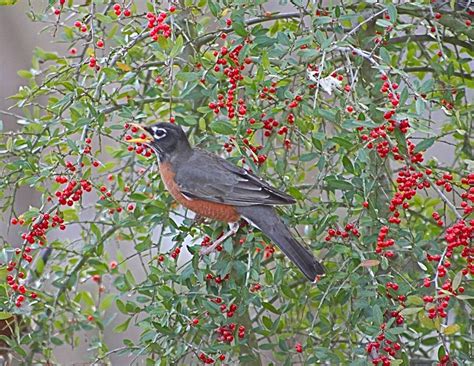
xmin=0 ymin=0 xmax=473 ymax=365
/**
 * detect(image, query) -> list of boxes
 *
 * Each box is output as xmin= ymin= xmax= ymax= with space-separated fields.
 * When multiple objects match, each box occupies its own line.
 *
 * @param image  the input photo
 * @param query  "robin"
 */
xmin=127 ymin=122 xmax=325 ymax=281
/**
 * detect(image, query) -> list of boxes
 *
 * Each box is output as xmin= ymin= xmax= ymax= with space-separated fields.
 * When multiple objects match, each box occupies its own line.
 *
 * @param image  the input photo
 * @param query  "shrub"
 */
xmin=0 ymin=1 xmax=473 ymax=365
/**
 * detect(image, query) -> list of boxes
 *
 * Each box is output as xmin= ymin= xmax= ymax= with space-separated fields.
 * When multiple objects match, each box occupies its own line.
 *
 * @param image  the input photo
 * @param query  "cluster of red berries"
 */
xmin=200 ymin=235 xmax=224 ymax=252
xmin=55 ymin=177 xmax=92 ymax=206
xmin=220 ymin=302 xmax=237 ymax=318
xmin=197 ymin=352 xmax=225 ymax=364
xmin=208 ymin=44 xmax=252 ymax=118
xmin=367 ymin=328 xmax=402 ymax=365
xmin=146 ymin=11 xmax=171 ymax=40
xmin=170 ymin=247 xmax=181 ymax=259
xmin=422 ymin=282 xmax=453 ymax=320
xmin=288 ymin=94 xmax=303 ymax=109
xmin=375 ymin=226 xmax=394 ymax=258
xmin=384 ymin=283 xmax=410 ymax=325
xmin=6 ymin=274 xmax=37 ymax=308
xmin=438 ymin=354 xmax=458 ymax=366
xmin=73 ymin=20 xmax=88 ymax=33
xmin=446 ymin=219 xmax=474 ymax=275
xmin=434 ymin=171 xmax=454 ymax=192
xmin=226 ymin=135 xmax=269 ymax=165
xmin=459 ymin=173 xmax=474 ymax=215
xmin=242 ymin=140 xmax=268 ymax=165
xmin=124 ymin=124 xmax=154 ymax=157
xmin=324 ymin=223 xmax=360 ymax=241
xmin=215 ymin=322 xmax=246 ymax=343
xmin=255 ymin=243 xmax=275 ymax=259
xmin=113 ymin=3 xmax=131 ymax=17
xmin=53 ymin=0 xmax=66 ymax=15
xmin=89 ymin=56 xmax=99 ymax=70
xmin=258 ymin=82 xmax=278 ymax=100
xmin=205 ymin=273 xmax=230 ymax=285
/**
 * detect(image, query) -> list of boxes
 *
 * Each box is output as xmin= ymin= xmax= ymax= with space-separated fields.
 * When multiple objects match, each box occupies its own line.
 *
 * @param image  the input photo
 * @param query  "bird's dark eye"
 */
xmin=154 ymin=128 xmax=167 ymax=139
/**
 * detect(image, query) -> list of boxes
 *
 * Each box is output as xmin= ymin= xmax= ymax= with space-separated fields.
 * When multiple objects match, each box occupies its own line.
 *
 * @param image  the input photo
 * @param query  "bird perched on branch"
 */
xmin=126 ymin=122 xmax=325 ymax=281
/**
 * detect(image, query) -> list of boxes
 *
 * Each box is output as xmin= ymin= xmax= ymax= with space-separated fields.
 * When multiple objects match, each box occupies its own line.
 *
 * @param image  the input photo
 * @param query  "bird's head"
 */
xmin=126 ymin=122 xmax=192 ymax=162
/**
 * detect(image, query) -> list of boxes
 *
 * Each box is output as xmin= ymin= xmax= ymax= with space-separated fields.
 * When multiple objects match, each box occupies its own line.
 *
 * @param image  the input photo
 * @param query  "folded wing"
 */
xmin=174 ymin=149 xmax=296 ymax=206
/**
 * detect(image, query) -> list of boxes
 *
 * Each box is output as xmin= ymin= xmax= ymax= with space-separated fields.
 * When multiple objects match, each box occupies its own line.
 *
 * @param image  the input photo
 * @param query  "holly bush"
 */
xmin=0 ymin=0 xmax=473 ymax=365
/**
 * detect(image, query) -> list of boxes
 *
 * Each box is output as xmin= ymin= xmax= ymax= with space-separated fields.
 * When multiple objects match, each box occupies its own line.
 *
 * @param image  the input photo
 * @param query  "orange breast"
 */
xmin=159 ymin=162 xmax=240 ymax=223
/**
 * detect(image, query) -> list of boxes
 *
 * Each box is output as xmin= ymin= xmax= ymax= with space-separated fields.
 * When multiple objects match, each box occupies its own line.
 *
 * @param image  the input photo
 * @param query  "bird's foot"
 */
xmin=199 ymin=222 xmax=240 ymax=257
xmin=191 ymin=215 xmax=208 ymax=227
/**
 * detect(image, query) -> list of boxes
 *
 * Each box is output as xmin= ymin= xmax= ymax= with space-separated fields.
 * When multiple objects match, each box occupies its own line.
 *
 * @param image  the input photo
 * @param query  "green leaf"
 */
xmin=419 ymin=79 xmax=434 ymax=93
xmin=232 ymin=21 xmax=247 ymax=37
xmin=387 ymin=4 xmax=397 ymax=22
xmin=99 ymin=294 xmax=115 ymax=311
xmin=208 ymin=0 xmax=219 ymax=16
xmin=406 ymin=295 xmax=424 ymax=306
xmin=262 ymin=302 xmax=280 ymax=314
xmin=438 ymin=345 xmax=446 ymax=360
xmin=262 ymin=316 xmax=273 ymax=330
xmin=210 ymin=120 xmax=234 ymax=135
xmin=399 ymin=307 xmax=423 ymax=316
xmin=62 ymin=208 xmax=79 ymax=222
xmin=379 ymin=47 xmax=391 ymax=65
xmin=0 ymin=0 xmax=18 ymax=5
xmin=415 ymin=98 xmax=426 ymax=115
xmin=393 ymin=128 xmax=408 ymax=156
xmin=170 ymin=35 xmax=184 ymax=57
xmin=342 ymin=156 xmax=355 ymax=174
xmin=114 ymin=318 xmax=131 ymax=333
xmin=457 ymin=295 xmax=474 ymax=300
xmin=300 ymin=152 xmax=318 ymax=162
xmin=413 ymin=137 xmax=436 ymax=153
xmin=325 ymin=177 xmax=353 ymax=191
xmin=451 ymin=270 xmax=463 ymax=290
xmin=442 ymin=324 xmax=460 ymax=335
xmin=0 ymin=312 xmax=13 ymax=320
xmin=373 ymin=305 xmax=383 ymax=324
xmin=17 ymin=70 xmax=32 ymax=79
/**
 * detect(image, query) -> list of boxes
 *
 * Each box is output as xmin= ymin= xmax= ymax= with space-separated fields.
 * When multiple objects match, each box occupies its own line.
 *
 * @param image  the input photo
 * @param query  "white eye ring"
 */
xmin=153 ymin=128 xmax=167 ymax=140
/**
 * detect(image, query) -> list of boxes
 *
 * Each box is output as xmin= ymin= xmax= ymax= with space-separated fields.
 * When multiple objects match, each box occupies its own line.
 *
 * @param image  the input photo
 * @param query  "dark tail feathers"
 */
xmin=237 ymin=206 xmax=325 ymax=282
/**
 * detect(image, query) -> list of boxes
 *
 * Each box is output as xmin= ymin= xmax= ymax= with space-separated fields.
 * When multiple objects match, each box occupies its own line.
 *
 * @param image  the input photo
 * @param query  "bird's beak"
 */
xmin=127 ymin=123 xmax=153 ymax=143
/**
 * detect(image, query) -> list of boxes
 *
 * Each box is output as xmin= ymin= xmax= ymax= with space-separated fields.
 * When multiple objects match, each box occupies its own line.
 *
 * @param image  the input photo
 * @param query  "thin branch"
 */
xmin=404 ymin=66 xmax=474 ymax=80
xmin=388 ymin=34 xmax=473 ymax=50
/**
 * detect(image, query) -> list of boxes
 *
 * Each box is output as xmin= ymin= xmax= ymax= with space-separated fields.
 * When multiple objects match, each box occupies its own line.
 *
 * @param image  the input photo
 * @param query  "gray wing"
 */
xmin=174 ymin=149 xmax=296 ymax=206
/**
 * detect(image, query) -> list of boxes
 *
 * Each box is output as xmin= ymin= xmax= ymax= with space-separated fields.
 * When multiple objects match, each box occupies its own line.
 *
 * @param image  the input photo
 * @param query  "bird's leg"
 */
xmin=200 ymin=222 xmax=240 ymax=256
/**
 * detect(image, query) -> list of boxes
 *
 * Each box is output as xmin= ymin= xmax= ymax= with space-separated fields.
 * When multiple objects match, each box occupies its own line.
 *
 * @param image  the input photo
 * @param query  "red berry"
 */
xmin=96 ymin=40 xmax=104 ymax=48
xmin=295 ymin=343 xmax=303 ymax=353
